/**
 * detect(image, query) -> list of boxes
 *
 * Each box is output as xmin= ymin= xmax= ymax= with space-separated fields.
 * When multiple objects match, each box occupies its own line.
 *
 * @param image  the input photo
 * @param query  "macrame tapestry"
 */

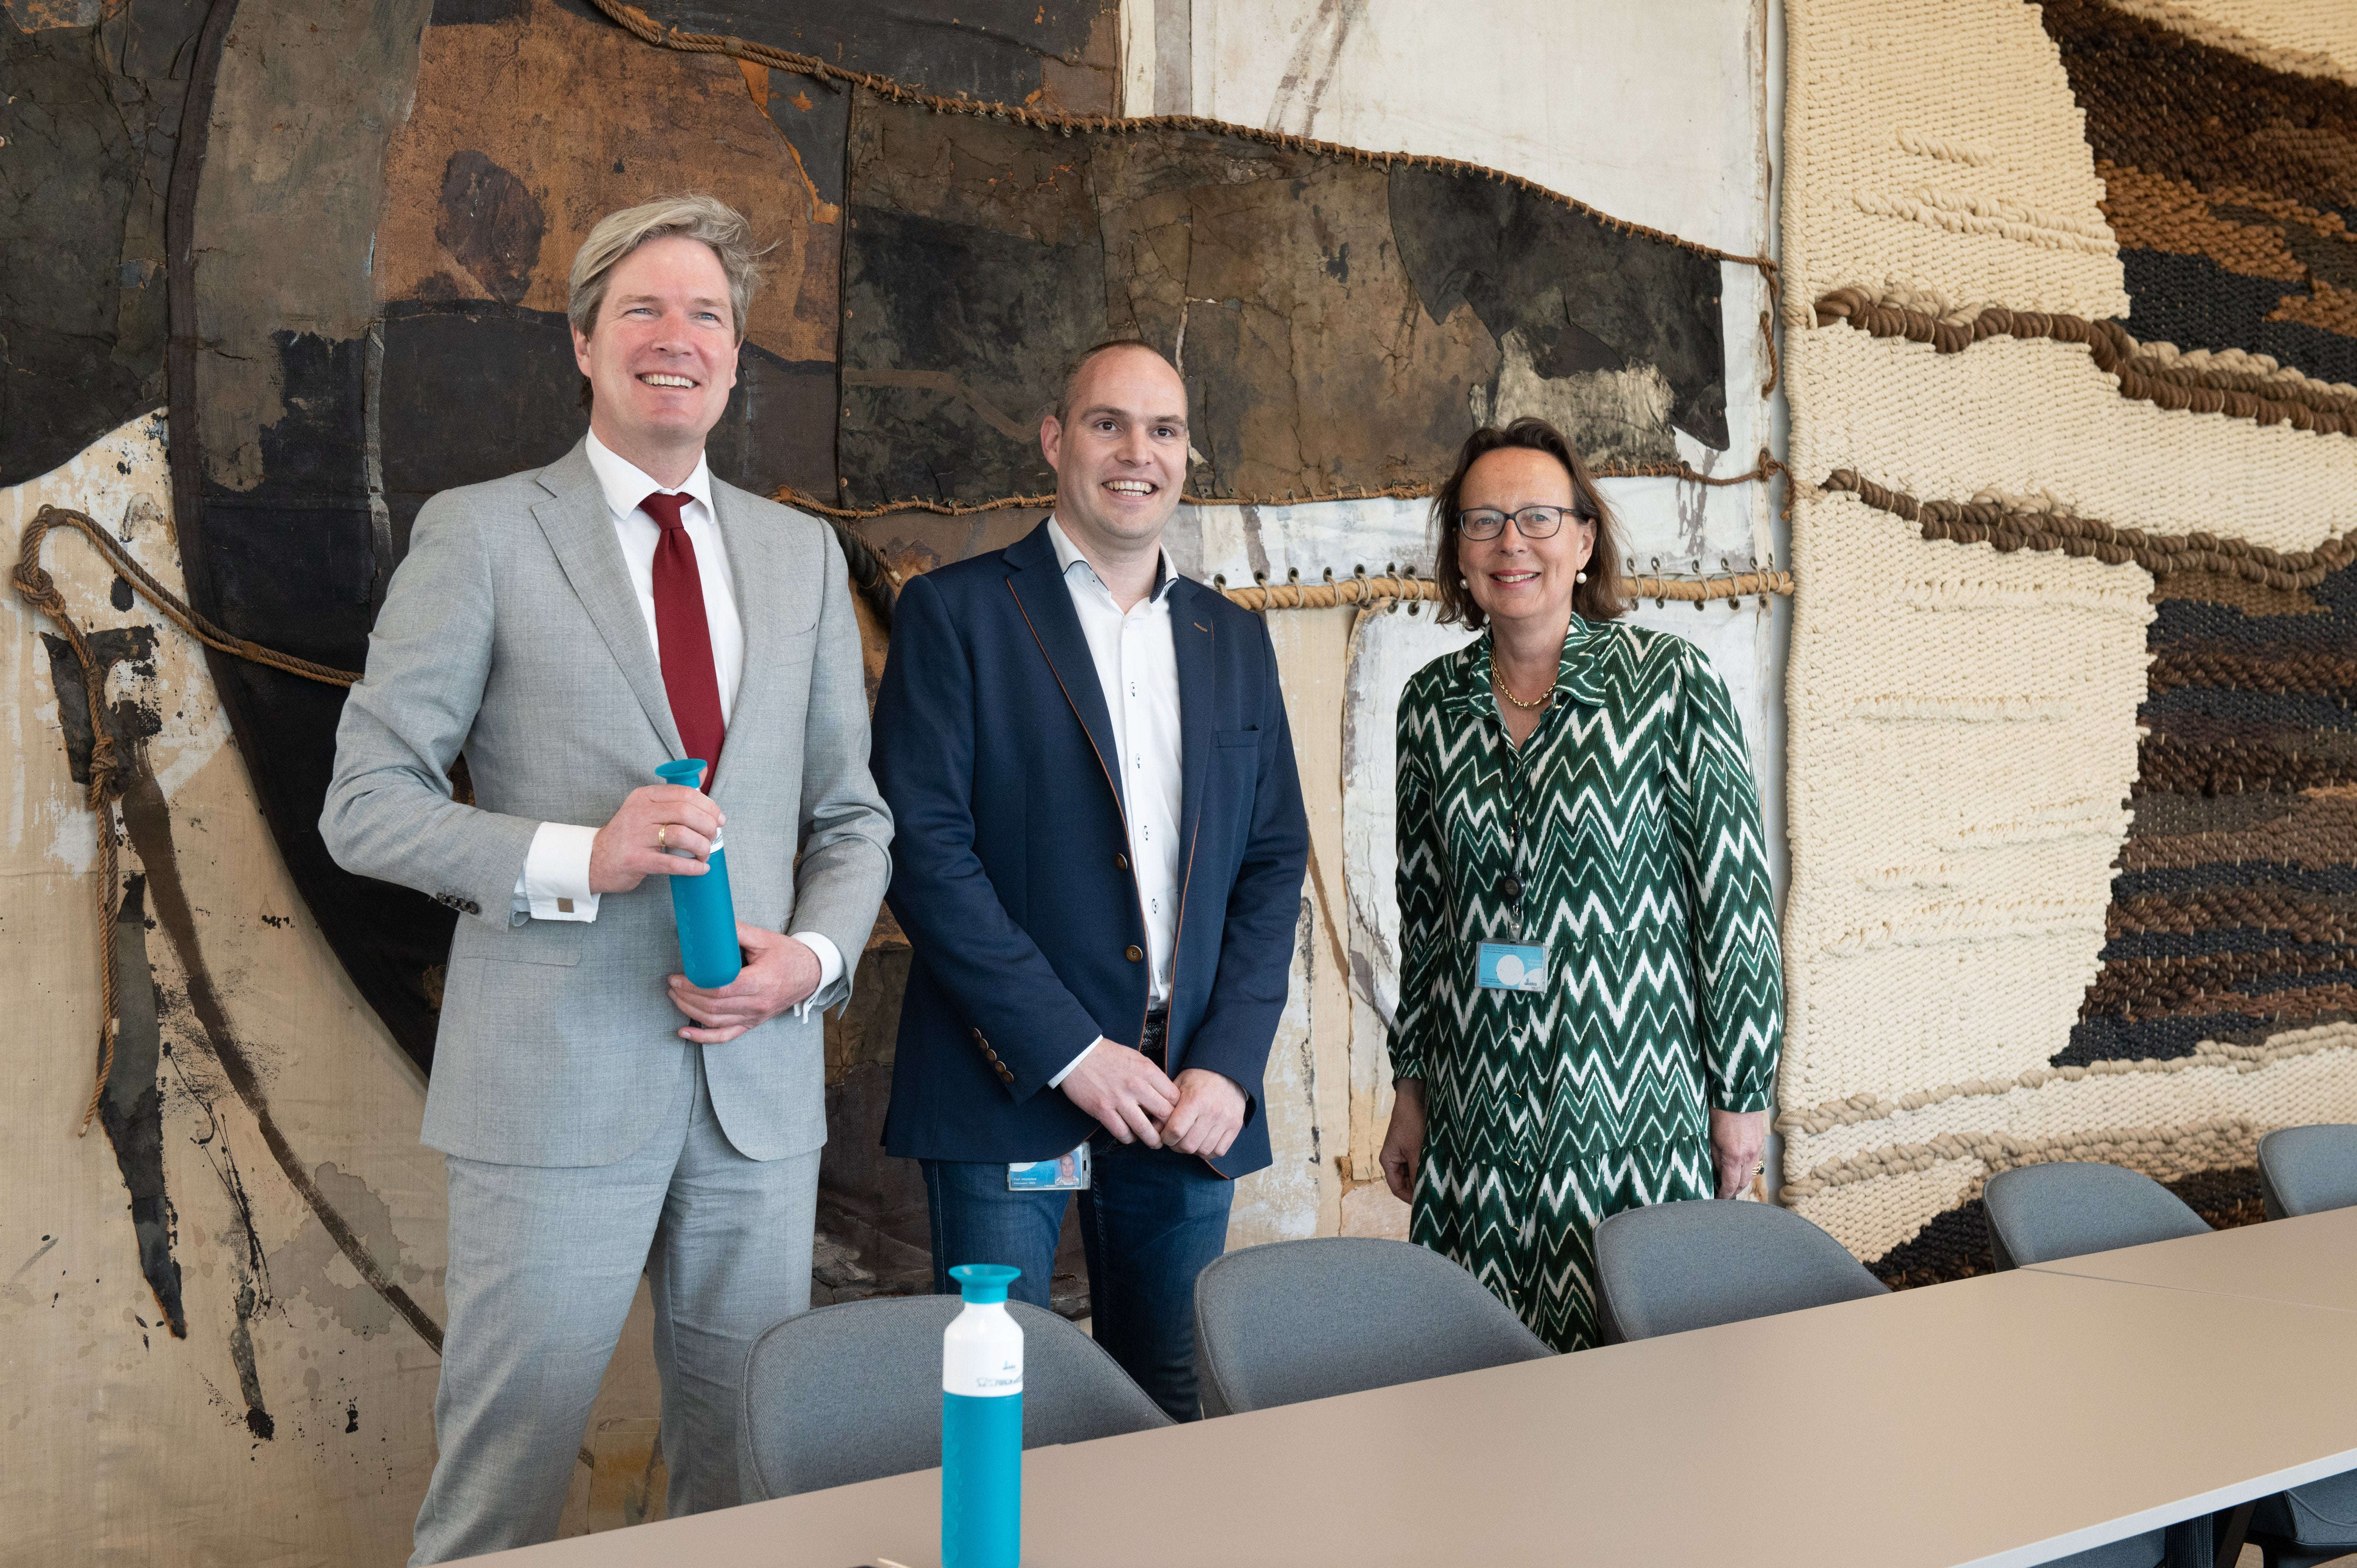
xmin=1779 ymin=0 xmax=2357 ymax=1279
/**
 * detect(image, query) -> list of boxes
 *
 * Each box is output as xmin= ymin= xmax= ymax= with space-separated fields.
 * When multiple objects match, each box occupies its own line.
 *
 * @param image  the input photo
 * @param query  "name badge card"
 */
xmin=1008 ymin=1142 xmax=1092 ymax=1191
xmin=1477 ymin=941 xmax=1549 ymax=992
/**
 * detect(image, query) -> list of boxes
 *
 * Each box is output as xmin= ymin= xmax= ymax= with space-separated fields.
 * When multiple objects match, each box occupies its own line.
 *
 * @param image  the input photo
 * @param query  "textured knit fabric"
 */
xmin=1390 ymin=618 xmax=1784 ymax=1351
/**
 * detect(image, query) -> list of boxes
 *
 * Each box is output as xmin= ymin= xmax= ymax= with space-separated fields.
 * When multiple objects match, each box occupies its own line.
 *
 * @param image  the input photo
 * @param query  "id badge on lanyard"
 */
xmin=1477 ymin=941 xmax=1548 ymax=992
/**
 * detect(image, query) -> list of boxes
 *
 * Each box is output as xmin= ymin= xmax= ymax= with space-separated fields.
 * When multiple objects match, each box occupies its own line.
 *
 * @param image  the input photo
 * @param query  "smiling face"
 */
xmin=571 ymin=234 xmax=740 ymax=476
xmin=1456 ymin=445 xmax=1596 ymax=634
xmin=1040 ymin=344 xmax=1190 ymax=559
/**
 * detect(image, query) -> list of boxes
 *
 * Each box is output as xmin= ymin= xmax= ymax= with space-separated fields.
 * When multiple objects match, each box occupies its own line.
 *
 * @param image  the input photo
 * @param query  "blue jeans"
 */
xmin=922 ymin=1132 xmax=1233 ymax=1421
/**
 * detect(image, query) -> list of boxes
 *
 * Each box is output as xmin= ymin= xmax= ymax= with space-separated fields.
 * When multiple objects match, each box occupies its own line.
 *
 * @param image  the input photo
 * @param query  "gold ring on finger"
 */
xmin=657 ymin=823 xmax=668 ymax=850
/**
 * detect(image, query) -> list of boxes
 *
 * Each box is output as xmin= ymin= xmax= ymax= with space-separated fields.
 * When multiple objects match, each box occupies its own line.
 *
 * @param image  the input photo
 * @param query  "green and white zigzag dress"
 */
xmin=1390 ymin=616 xmax=1783 ymax=1351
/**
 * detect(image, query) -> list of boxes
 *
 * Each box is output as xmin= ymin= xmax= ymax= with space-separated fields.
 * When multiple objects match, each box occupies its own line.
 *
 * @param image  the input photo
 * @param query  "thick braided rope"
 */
xmin=1816 ymin=286 xmax=2357 ymax=434
xmin=1822 ymin=470 xmax=2357 ymax=588
xmin=582 ymin=0 xmax=1777 ymax=284
xmin=1781 ymin=1115 xmax=2270 ymax=1204
xmin=19 ymin=507 xmax=361 ymax=688
xmin=1218 ymin=569 xmax=1792 ymax=612
xmin=779 ymin=452 xmax=1786 ymax=523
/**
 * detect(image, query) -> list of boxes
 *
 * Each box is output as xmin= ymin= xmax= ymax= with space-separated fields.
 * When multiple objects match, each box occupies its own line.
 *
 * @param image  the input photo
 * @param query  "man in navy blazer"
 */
xmin=872 ymin=340 xmax=1308 ymax=1418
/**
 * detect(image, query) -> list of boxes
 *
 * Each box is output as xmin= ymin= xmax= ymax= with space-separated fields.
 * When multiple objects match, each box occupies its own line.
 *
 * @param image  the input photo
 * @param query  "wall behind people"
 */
xmin=0 ymin=0 xmax=1774 ymax=1560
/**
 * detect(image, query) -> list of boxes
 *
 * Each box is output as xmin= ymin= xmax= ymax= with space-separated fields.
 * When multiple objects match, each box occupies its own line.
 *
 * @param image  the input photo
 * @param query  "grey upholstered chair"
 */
xmin=2257 ymin=1124 xmax=2357 ymax=1222
xmin=1981 ymin=1160 xmax=2210 ymax=1272
xmin=738 ymin=1294 xmax=1171 ymax=1500
xmin=1191 ymin=1237 xmax=1551 ymax=1417
xmin=1980 ymin=1161 xmax=2214 ymax=1568
xmin=2249 ymin=1127 xmax=2357 ymax=1568
xmin=1589 ymin=1197 xmax=1887 ymax=1344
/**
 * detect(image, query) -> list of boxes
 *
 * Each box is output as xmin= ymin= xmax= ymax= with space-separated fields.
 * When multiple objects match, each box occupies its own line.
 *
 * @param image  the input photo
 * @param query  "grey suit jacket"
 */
xmin=321 ymin=440 xmax=892 ymax=1167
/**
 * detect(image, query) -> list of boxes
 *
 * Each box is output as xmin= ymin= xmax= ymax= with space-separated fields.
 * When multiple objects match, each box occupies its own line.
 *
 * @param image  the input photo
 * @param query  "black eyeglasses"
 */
xmin=1454 ymin=505 xmax=1585 ymax=541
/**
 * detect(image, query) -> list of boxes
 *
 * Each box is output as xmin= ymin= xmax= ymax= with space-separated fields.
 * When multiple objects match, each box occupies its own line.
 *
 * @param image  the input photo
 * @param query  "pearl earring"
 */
xmin=1575 ymin=570 xmax=1588 ymax=583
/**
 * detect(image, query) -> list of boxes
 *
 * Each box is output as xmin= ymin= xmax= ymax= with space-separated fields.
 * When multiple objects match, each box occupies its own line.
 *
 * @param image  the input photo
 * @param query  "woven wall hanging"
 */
xmin=1779 ymin=0 xmax=2357 ymax=1278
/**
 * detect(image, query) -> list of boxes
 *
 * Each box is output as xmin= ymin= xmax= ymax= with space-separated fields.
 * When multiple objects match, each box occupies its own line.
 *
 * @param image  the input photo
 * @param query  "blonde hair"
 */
xmin=567 ymin=193 xmax=763 ymax=343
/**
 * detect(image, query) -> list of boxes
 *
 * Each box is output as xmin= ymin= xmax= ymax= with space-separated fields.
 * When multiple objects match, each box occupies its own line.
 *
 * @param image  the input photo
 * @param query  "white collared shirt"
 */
xmin=509 ymin=432 xmax=841 ymax=998
xmin=1042 ymin=517 xmax=1184 ymax=1088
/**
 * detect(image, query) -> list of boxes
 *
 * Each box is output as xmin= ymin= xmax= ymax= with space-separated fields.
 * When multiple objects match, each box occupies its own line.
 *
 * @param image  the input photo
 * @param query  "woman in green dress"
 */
xmin=1378 ymin=417 xmax=1783 ymax=1352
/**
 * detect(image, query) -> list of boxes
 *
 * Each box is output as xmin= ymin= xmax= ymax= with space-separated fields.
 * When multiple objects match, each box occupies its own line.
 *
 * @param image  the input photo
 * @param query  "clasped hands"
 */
xmin=588 ymin=782 xmax=821 ymax=1043
xmin=1061 ymin=1040 xmax=1246 ymax=1159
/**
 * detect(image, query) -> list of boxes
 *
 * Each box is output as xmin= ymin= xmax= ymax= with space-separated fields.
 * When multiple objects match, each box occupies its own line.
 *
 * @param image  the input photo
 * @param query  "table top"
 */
xmin=469 ymin=1265 xmax=2357 ymax=1568
xmin=2025 ymin=1206 xmax=2357 ymax=1314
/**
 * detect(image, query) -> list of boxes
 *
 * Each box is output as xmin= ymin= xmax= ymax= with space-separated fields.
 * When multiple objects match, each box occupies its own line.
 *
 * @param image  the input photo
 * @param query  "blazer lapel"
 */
xmin=531 ymin=440 xmax=685 ymax=761
xmin=1171 ymin=577 xmax=1216 ymax=860
xmin=1004 ymin=523 xmax=1124 ymax=814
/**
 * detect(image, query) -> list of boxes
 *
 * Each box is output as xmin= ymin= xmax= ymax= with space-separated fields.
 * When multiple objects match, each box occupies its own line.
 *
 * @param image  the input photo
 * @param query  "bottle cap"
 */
xmin=948 ymin=1264 xmax=1020 ymax=1304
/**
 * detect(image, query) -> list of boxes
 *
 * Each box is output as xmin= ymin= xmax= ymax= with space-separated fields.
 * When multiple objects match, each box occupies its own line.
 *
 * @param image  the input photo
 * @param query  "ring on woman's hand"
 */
xmin=1754 ymin=1161 xmax=1765 ymax=1175
xmin=657 ymin=823 xmax=668 ymax=850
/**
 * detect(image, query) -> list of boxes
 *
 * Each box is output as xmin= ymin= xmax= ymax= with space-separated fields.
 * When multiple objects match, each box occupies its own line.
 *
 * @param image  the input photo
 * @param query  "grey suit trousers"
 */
xmin=410 ymin=1049 xmax=816 ymax=1564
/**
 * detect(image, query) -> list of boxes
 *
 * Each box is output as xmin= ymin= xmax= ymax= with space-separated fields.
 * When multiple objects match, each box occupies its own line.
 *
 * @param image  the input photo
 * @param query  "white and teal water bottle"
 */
xmin=942 ymin=1263 xmax=1023 ymax=1568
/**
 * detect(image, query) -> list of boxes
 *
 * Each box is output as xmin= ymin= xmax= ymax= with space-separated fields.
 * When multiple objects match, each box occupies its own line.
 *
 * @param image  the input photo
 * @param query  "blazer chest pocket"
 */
xmin=1214 ymin=727 xmax=1260 ymax=752
xmin=464 ymin=918 xmax=587 ymax=968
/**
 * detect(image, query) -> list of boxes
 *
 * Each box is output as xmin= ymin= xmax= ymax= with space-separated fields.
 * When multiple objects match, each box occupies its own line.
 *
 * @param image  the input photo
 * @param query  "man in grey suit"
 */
xmin=322 ymin=194 xmax=891 ymax=1563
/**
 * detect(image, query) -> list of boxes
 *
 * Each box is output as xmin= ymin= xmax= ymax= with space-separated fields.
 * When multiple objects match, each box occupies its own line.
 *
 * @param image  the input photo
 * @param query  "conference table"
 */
xmin=472 ymin=1216 xmax=2357 ymax=1568
xmin=2023 ymin=1205 xmax=2357 ymax=1315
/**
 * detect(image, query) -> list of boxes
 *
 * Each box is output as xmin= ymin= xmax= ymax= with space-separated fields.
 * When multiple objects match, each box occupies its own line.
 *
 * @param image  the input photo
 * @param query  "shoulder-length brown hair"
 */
xmin=1431 ymin=418 xmax=1627 ymax=631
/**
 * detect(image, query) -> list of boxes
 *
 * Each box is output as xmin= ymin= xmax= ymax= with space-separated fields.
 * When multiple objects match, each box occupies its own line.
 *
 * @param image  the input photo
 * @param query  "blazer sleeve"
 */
xmin=1386 ymin=671 xmax=1448 ymax=1084
xmin=1663 ymin=641 xmax=1783 ymax=1114
xmin=1170 ymin=616 xmax=1310 ymax=1102
xmin=318 ymin=490 xmax=538 ymax=928
xmin=783 ymin=524 xmax=896 ymax=1012
xmin=871 ymin=571 xmax=1104 ymax=1098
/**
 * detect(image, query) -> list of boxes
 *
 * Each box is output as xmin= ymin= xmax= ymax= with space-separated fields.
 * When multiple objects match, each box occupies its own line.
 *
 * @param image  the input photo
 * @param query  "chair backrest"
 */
xmin=1590 ymin=1199 xmax=1888 ymax=1343
xmin=2258 ymin=1124 xmax=2357 ymax=1221
xmin=739 ymin=1294 xmax=1171 ymax=1500
xmin=1192 ymin=1237 xmax=1551 ymax=1417
xmin=1981 ymin=1161 xmax=2210 ymax=1270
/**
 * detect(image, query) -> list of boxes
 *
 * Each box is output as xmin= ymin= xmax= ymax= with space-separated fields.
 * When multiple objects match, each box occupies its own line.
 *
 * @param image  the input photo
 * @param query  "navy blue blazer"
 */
xmin=872 ymin=522 xmax=1309 ymax=1179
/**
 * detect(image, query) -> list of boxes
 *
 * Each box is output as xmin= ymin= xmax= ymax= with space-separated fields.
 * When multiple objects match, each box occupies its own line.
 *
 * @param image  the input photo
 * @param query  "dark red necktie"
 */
xmin=639 ymin=491 xmax=726 ymax=789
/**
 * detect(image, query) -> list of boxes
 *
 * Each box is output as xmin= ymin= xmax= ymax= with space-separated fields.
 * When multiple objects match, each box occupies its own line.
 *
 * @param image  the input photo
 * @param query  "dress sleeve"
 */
xmin=1388 ymin=676 xmax=1449 ymax=1084
xmin=1664 ymin=643 xmax=1784 ymax=1113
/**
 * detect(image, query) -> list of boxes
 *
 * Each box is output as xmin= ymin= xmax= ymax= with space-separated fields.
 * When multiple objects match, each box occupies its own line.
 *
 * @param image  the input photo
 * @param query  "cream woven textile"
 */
xmin=1779 ymin=0 xmax=2357 ymax=1273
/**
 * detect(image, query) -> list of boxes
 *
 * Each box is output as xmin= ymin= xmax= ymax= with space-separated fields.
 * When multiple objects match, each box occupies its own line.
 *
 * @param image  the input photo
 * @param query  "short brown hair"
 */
xmin=568 ymin=192 xmax=763 ymax=344
xmin=1051 ymin=338 xmax=1180 ymax=425
xmin=1431 ymin=418 xmax=1626 ymax=630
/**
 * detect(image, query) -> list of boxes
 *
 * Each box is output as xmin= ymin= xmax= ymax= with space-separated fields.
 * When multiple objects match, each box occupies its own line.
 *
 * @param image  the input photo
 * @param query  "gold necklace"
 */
xmin=1493 ymin=672 xmax=1554 ymax=710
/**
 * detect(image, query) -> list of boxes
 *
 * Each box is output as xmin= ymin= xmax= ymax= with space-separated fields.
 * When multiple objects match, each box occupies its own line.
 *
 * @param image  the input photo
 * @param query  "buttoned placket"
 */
xmin=1488 ymin=660 xmax=1557 ymax=1147
xmin=1115 ymin=593 xmax=1178 ymax=1001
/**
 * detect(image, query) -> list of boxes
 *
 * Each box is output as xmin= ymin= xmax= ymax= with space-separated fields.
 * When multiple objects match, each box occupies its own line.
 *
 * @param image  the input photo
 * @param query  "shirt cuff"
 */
xmin=522 ymin=822 xmax=599 ymax=921
xmin=788 ymin=931 xmax=845 ymax=1018
xmin=1047 ymin=1038 xmax=1100 ymax=1090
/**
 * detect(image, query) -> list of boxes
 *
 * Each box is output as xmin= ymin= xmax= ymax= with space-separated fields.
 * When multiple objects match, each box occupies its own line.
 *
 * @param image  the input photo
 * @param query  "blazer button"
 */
xmin=1115 ymin=852 xmax=1130 ymax=871
xmin=1125 ymin=945 xmax=1143 ymax=962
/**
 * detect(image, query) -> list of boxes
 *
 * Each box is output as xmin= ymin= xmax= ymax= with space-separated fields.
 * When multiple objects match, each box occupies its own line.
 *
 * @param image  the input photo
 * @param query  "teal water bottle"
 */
xmin=942 ymin=1263 xmax=1023 ymax=1568
xmin=654 ymin=759 xmax=740 ymax=989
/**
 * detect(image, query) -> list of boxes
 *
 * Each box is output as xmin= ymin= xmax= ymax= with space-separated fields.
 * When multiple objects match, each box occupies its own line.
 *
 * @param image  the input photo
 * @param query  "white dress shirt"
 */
xmin=508 ymin=431 xmax=842 ymax=999
xmin=1043 ymin=517 xmax=1184 ymax=1088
